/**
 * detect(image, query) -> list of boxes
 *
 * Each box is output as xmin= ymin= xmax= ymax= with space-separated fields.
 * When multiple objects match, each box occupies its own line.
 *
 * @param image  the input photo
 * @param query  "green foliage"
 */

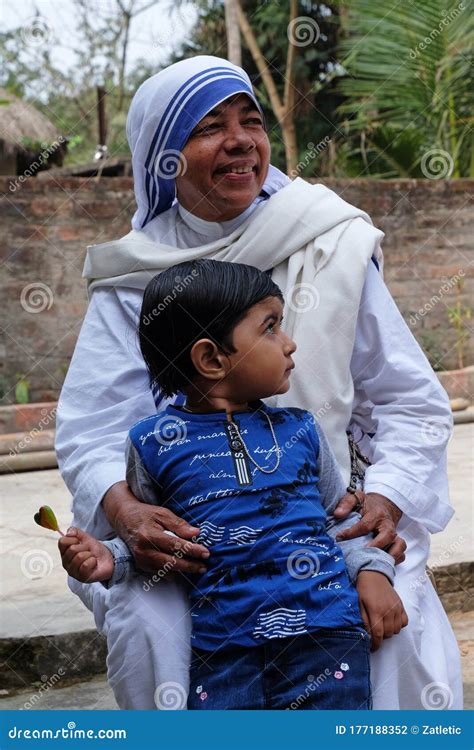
xmin=418 ymin=332 xmax=446 ymax=372
xmin=15 ymin=377 xmax=30 ymax=405
xmin=1 ymin=0 xmax=471 ymax=178
xmin=171 ymin=0 xmax=343 ymax=175
xmin=0 ymin=374 xmax=9 ymax=403
xmin=335 ymin=0 xmax=474 ymax=177
xmin=0 ymin=2 xmax=157 ymax=166
xmin=447 ymin=280 xmax=472 ymax=369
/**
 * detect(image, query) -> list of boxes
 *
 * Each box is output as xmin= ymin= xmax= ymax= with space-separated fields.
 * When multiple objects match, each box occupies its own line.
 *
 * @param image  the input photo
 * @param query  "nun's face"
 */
xmin=176 ymin=94 xmax=271 ymax=222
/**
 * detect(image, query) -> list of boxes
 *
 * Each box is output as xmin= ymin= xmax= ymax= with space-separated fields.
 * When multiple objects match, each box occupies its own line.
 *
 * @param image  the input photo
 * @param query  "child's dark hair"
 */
xmin=139 ymin=259 xmax=284 ymax=397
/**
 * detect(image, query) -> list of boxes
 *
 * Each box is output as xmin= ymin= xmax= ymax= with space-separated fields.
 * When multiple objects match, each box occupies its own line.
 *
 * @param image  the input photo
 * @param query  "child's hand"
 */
xmin=58 ymin=528 xmax=114 ymax=583
xmin=356 ymin=570 xmax=408 ymax=651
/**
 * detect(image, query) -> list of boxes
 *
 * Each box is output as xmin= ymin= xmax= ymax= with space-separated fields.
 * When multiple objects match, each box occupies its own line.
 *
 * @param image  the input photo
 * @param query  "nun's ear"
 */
xmin=190 ymin=338 xmax=229 ymax=380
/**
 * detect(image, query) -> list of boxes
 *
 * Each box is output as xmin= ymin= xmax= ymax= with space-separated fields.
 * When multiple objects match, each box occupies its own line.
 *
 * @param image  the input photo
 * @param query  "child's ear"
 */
xmin=190 ymin=339 xmax=228 ymax=380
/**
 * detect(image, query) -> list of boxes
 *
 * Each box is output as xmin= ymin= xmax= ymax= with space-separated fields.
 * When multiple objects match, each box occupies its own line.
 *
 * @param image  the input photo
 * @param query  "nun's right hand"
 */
xmin=102 ymin=481 xmax=209 ymax=576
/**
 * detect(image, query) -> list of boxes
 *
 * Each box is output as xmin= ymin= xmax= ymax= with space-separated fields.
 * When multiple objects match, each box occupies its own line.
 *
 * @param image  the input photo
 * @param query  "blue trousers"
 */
xmin=187 ymin=627 xmax=372 ymax=710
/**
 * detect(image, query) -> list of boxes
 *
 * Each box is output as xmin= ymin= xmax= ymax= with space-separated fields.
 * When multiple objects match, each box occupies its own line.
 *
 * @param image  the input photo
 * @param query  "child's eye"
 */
xmin=265 ymin=320 xmax=280 ymax=334
xmin=265 ymin=316 xmax=283 ymax=334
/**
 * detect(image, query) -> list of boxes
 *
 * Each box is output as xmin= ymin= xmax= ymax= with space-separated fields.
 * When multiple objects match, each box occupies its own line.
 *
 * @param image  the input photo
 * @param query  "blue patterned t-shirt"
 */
xmin=124 ymin=401 xmax=395 ymax=650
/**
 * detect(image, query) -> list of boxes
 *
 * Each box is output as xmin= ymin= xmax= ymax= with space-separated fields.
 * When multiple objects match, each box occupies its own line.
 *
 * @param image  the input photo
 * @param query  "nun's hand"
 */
xmin=102 ymin=481 xmax=209 ymax=577
xmin=333 ymin=491 xmax=406 ymax=565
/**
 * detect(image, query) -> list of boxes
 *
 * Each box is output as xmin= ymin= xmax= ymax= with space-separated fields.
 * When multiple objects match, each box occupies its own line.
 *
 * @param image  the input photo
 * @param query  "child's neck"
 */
xmin=183 ymin=391 xmax=250 ymax=415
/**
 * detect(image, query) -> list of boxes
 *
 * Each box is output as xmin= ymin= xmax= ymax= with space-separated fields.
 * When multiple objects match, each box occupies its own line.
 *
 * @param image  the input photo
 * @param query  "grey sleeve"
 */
xmin=101 ymin=536 xmax=134 ymax=588
xmin=101 ymin=437 xmax=161 ymax=588
xmin=314 ymin=419 xmax=396 ymax=586
xmin=125 ymin=436 xmax=162 ymax=504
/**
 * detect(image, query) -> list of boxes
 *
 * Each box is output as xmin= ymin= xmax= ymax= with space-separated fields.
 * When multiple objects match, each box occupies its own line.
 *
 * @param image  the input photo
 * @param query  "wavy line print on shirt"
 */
xmin=253 ymin=607 xmax=308 ymax=639
xmin=196 ymin=521 xmax=226 ymax=546
xmin=227 ymin=525 xmax=263 ymax=545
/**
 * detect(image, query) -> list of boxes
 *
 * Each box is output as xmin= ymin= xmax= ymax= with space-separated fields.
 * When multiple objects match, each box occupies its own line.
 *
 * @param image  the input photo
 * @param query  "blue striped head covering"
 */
xmin=127 ymin=55 xmax=287 ymax=230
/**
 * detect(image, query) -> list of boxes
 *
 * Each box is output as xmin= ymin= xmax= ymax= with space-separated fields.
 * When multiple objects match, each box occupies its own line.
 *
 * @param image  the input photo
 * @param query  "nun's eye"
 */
xmin=196 ymin=123 xmax=221 ymax=135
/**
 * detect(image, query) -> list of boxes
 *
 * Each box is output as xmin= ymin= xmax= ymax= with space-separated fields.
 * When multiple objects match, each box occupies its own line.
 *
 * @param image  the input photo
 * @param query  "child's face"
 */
xmin=224 ymin=296 xmax=297 ymax=402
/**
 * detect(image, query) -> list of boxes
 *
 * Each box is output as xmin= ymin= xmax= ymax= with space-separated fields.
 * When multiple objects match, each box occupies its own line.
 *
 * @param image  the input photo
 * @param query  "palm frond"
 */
xmin=334 ymin=0 xmax=474 ymax=176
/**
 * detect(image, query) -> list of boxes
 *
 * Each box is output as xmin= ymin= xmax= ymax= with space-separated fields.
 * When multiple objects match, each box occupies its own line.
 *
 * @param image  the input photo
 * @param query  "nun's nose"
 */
xmin=223 ymin=123 xmax=255 ymax=152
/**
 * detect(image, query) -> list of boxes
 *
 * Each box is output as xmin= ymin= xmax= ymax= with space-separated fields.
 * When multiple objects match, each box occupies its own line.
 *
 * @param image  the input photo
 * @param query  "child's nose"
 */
xmin=283 ymin=333 xmax=297 ymax=354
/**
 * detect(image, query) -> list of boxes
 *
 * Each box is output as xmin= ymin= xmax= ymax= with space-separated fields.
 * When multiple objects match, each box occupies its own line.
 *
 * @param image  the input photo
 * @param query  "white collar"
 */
xmin=177 ymin=198 xmax=264 ymax=241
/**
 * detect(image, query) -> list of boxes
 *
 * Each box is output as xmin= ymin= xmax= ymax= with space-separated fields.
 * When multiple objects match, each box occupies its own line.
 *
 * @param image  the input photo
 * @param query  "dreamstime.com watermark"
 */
xmin=287 ymin=548 xmax=321 ymax=579
xmin=142 ymin=531 xmax=203 ymax=592
xmin=20 ymin=282 xmax=54 ymax=313
xmin=142 ymin=553 xmax=178 ymax=591
xmin=152 ymin=414 xmax=188 ymax=447
xmin=290 ymin=136 xmax=332 ymax=178
xmin=419 ymin=415 xmax=453 ymax=447
xmin=420 ymin=148 xmax=454 ymax=179
xmin=287 ymin=16 xmax=321 ymax=47
xmin=9 ymin=405 xmax=57 ymax=457
xmin=409 ymin=2 xmax=465 ymax=59
xmin=280 ymin=407 xmax=332 ymax=455
xmin=20 ymin=549 xmax=54 ymax=580
xmin=409 ymin=269 xmax=465 ymax=326
xmin=9 ymin=136 xmax=67 ymax=193
xmin=154 ymin=149 xmax=188 ymax=179
xmin=22 ymin=668 xmax=67 ymax=710
xmin=20 ymin=16 xmax=53 ymax=47
xmin=286 ymin=670 xmax=331 ymax=709
xmin=288 ymin=281 xmax=321 ymax=313
xmin=8 ymin=722 xmax=127 ymax=740
xmin=142 ymin=268 xmax=199 ymax=325
xmin=410 ymin=535 xmax=465 ymax=592
xmin=421 ymin=681 xmax=454 ymax=710
xmin=154 ymin=681 xmax=187 ymax=710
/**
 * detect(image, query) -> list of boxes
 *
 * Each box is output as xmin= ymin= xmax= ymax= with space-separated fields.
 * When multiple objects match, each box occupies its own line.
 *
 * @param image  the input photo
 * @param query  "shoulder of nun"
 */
xmin=86 ymin=228 xmax=149 ymax=251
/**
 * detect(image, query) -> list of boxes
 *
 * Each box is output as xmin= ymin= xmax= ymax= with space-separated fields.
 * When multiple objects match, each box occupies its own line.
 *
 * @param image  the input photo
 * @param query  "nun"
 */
xmin=56 ymin=56 xmax=462 ymax=710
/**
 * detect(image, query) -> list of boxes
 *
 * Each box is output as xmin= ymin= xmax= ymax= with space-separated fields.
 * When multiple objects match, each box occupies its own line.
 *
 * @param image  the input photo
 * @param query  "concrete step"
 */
xmin=453 ymin=405 xmax=474 ymax=424
xmin=1 ymin=633 xmax=473 ymax=710
xmin=0 ymin=674 xmax=117 ymax=710
xmin=1 ymin=608 xmax=472 ymax=710
xmin=1 ymin=679 xmax=472 ymax=711
xmin=0 ymin=429 xmax=55 ymax=456
xmin=0 ymin=450 xmax=58 ymax=474
xmin=0 ymin=425 xmax=472 ymax=694
xmin=1 ymin=563 xmax=470 ymax=690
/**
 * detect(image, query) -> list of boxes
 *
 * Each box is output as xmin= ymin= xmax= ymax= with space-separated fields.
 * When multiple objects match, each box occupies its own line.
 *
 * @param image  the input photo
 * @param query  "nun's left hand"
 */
xmin=333 ymin=492 xmax=406 ymax=565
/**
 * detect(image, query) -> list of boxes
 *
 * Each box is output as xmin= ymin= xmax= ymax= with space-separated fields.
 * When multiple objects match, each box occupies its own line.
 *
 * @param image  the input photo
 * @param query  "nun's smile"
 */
xmin=176 ymin=94 xmax=271 ymax=223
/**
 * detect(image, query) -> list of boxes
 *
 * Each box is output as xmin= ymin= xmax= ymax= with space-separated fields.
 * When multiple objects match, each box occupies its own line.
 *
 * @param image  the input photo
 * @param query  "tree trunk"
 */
xmin=282 ymin=117 xmax=298 ymax=176
xmin=224 ymin=0 xmax=241 ymax=66
xmin=117 ymin=10 xmax=131 ymax=113
xmin=235 ymin=0 xmax=299 ymax=176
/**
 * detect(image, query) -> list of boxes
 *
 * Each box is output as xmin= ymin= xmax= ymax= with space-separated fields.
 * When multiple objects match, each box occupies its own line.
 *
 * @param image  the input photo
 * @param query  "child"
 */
xmin=60 ymin=259 xmax=407 ymax=710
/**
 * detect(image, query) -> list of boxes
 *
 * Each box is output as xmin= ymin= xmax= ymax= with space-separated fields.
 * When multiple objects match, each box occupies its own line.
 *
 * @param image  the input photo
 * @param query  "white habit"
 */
xmin=57 ymin=180 xmax=462 ymax=710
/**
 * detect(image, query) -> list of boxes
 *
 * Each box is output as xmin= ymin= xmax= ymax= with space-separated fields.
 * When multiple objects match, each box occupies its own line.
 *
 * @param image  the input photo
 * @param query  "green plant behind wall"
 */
xmin=447 ymin=280 xmax=472 ymax=369
xmin=15 ymin=376 xmax=30 ymax=404
xmin=335 ymin=0 xmax=474 ymax=178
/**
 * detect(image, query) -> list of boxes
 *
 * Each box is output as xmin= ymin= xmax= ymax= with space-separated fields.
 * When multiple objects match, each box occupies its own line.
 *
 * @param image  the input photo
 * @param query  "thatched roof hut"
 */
xmin=0 ymin=89 xmax=66 ymax=176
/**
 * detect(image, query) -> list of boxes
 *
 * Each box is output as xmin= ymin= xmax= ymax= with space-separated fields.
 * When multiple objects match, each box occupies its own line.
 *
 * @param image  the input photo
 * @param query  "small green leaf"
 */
xmin=34 ymin=505 xmax=60 ymax=532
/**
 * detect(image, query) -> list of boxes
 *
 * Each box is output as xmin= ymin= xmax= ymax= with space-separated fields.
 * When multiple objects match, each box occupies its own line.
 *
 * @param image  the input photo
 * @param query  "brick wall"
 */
xmin=1 ymin=176 xmax=472 ymax=404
